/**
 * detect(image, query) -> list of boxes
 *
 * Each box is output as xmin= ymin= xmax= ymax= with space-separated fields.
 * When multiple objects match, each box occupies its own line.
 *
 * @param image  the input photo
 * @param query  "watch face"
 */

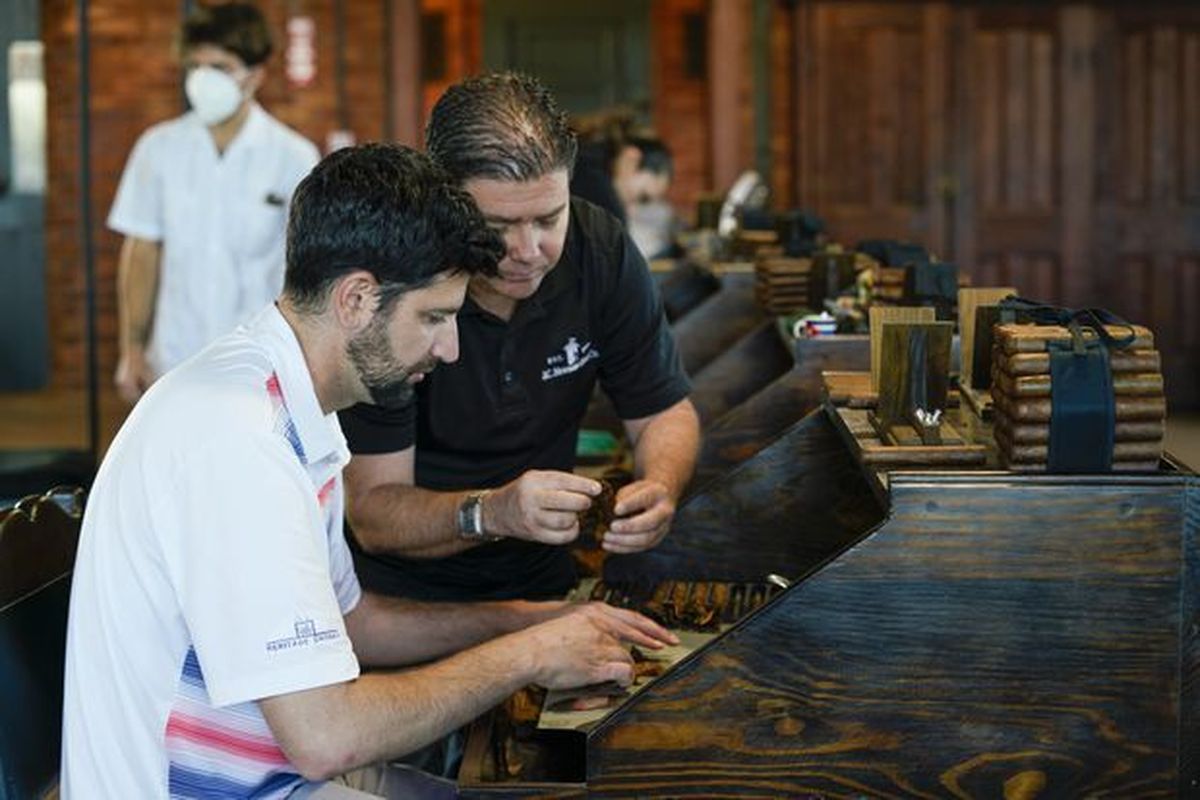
xmin=459 ymin=493 xmax=488 ymax=539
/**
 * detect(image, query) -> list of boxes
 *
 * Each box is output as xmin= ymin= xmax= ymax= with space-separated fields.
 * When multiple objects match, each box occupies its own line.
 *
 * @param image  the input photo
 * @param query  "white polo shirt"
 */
xmin=62 ymin=305 xmax=361 ymax=799
xmin=108 ymin=104 xmax=319 ymax=375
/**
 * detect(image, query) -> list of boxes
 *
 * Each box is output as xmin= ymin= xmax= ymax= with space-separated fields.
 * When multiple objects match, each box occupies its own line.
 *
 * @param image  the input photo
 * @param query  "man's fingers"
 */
xmin=530 ymin=470 xmax=601 ymax=496
xmin=534 ymin=510 xmax=580 ymax=532
xmin=540 ymin=489 xmax=595 ymax=513
xmin=613 ymin=481 xmax=668 ymax=517
xmin=602 ymin=524 xmax=670 ymax=554
xmin=593 ymin=659 xmax=635 ymax=688
xmin=609 ymin=503 xmax=671 ymax=535
xmin=597 ymin=606 xmax=679 ymax=647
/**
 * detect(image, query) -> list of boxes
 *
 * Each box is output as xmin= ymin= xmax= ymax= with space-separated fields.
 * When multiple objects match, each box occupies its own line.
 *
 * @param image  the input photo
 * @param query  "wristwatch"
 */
xmin=458 ymin=490 xmax=498 ymax=542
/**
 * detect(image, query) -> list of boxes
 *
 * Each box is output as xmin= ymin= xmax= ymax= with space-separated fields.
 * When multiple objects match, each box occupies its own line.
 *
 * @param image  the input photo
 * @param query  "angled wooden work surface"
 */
xmin=586 ymin=465 xmax=1200 ymax=797
xmin=671 ymin=272 xmax=764 ymax=376
xmin=691 ymin=333 xmax=869 ymax=489
xmin=688 ymin=320 xmax=795 ymax=426
xmin=610 ymin=409 xmax=885 ymax=585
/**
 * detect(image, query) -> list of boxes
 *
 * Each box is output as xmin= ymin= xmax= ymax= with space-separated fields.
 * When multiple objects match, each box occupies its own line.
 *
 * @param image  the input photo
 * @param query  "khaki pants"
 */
xmin=290 ymin=763 xmax=456 ymax=799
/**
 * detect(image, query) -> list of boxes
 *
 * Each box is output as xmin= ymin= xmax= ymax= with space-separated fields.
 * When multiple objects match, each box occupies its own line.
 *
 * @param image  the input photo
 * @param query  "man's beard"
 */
xmin=346 ymin=314 xmax=436 ymax=409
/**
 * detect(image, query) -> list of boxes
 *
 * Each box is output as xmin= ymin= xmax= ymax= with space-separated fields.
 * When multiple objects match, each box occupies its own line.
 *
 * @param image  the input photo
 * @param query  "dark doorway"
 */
xmin=0 ymin=0 xmax=48 ymax=391
xmin=483 ymin=0 xmax=651 ymax=115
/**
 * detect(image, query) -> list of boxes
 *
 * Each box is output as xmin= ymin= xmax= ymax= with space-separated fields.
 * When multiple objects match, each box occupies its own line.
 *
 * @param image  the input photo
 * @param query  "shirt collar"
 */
xmin=249 ymin=304 xmax=350 ymax=470
xmin=188 ymin=101 xmax=269 ymax=156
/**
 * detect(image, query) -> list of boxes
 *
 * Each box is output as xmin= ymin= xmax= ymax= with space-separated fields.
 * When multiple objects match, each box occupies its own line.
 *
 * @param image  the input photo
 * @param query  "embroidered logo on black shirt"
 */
xmin=541 ymin=336 xmax=599 ymax=381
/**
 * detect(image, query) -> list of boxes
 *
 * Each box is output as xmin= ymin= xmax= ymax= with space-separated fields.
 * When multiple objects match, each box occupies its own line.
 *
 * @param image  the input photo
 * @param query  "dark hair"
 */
xmin=426 ymin=72 xmax=578 ymax=183
xmin=179 ymin=2 xmax=273 ymax=67
xmin=627 ymin=135 xmax=673 ymax=178
xmin=574 ymin=109 xmax=672 ymax=178
xmin=284 ymin=143 xmax=502 ymax=313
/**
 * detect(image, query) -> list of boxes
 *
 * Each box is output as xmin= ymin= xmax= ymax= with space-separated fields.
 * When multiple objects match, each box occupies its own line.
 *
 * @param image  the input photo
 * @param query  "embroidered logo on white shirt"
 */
xmin=265 ymin=618 xmax=342 ymax=653
xmin=541 ymin=336 xmax=599 ymax=381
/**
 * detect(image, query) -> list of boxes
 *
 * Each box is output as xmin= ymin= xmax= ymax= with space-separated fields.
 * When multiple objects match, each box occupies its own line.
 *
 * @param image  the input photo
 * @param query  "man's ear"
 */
xmin=330 ymin=271 xmax=380 ymax=333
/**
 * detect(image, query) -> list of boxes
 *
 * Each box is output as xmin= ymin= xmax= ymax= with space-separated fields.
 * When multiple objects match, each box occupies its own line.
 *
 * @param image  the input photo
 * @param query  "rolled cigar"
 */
xmin=756 ymin=258 xmax=812 ymax=273
xmin=995 ymin=433 xmax=1162 ymax=463
xmin=708 ymin=583 xmax=730 ymax=617
xmin=992 ymin=370 xmax=1164 ymax=398
xmin=991 ymin=392 xmax=1166 ymax=422
xmin=993 ymin=348 xmax=1161 ymax=377
xmin=995 ymin=323 xmax=1154 ymax=353
xmin=1001 ymin=459 xmax=1161 ymax=473
xmin=993 ymin=412 xmax=1165 ymax=444
xmin=860 ymin=446 xmax=987 ymax=466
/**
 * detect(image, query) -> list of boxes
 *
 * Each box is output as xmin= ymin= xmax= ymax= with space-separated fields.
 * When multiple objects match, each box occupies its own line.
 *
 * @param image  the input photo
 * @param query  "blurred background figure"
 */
xmin=109 ymin=2 xmax=318 ymax=404
xmin=571 ymin=110 xmax=676 ymax=258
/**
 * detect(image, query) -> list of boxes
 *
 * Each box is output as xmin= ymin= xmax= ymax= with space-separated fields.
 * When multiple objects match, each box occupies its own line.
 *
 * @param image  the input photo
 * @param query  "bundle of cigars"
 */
xmin=990 ymin=322 xmax=1165 ymax=472
xmin=753 ymin=253 xmax=812 ymax=314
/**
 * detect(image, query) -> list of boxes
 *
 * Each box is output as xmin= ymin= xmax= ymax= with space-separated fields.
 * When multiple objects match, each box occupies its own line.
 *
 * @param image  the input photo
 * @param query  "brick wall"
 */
xmin=651 ymin=0 xmax=712 ymax=220
xmin=421 ymin=0 xmax=482 ymax=122
xmin=42 ymin=0 xmax=752 ymax=390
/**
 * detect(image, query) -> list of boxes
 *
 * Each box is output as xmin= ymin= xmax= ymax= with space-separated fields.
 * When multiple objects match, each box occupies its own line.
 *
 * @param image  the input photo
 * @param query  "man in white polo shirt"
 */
xmin=109 ymin=2 xmax=319 ymax=403
xmin=62 ymin=144 xmax=675 ymax=799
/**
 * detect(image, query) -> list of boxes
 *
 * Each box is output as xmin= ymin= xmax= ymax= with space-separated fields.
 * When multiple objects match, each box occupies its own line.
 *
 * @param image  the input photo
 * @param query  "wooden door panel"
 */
xmin=793 ymin=3 xmax=1199 ymax=408
xmin=964 ymin=12 xmax=1062 ymax=298
xmin=799 ymin=3 xmax=946 ymax=251
xmin=1098 ymin=14 xmax=1200 ymax=408
xmin=975 ymin=253 xmax=1061 ymax=303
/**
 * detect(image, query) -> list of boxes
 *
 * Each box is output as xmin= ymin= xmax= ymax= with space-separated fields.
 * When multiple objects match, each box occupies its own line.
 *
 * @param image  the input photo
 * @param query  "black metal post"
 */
xmin=76 ymin=0 xmax=99 ymax=469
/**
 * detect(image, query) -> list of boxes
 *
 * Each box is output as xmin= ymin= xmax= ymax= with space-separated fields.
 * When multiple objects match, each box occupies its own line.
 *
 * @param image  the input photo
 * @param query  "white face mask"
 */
xmin=185 ymin=66 xmax=244 ymax=126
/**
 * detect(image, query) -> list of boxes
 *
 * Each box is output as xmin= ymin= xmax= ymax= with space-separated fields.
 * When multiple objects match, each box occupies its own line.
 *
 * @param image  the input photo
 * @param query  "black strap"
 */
xmin=997 ymin=296 xmax=1137 ymax=351
xmin=1048 ymin=340 xmax=1115 ymax=472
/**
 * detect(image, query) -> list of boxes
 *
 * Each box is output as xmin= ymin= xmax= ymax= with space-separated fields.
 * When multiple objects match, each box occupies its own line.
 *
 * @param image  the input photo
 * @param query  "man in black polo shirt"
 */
xmin=339 ymin=73 xmax=700 ymax=601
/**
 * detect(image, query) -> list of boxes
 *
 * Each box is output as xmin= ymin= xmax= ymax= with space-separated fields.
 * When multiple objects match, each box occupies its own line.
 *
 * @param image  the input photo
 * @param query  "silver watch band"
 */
xmin=458 ymin=490 xmax=495 ymax=541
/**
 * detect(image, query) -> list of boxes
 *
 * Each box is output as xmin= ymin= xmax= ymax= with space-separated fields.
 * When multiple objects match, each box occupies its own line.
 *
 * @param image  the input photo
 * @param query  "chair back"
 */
xmin=0 ymin=487 xmax=84 ymax=800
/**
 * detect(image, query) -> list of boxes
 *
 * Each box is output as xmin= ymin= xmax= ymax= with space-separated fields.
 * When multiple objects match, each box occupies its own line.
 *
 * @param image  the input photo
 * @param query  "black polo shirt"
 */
xmin=339 ymin=198 xmax=691 ymax=601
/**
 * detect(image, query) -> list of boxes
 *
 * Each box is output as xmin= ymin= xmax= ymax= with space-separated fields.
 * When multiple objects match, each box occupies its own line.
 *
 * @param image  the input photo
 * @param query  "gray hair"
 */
xmin=425 ymin=72 xmax=578 ymax=183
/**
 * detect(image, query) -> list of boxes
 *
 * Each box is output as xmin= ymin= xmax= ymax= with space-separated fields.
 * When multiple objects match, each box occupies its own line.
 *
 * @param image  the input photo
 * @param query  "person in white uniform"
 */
xmin=109 ymin=2 xmax=319 ymax=403
xmin=62 ymin=144 xmax=675 ymax=799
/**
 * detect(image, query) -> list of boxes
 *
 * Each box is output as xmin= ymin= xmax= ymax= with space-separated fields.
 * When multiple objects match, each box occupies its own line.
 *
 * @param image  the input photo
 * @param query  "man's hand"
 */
xmin=532 ymin=601 xmax=679 ymax=649
xmin=483 ymin=469 xmax=600 ymax=544
xmin=523 ymin=603 xmax=678 ymax=689
xmin=114 ymin=346 xmax=155 ymax=404
xmin=602 ymin=479 xmax=675 ymax=553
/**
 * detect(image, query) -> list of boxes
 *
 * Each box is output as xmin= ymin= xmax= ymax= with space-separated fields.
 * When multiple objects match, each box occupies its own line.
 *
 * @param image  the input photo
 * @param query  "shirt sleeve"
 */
xmin=107 ymin=129 xmax=165 ymax=241
xmin=338 ymin=401 xmax=417 ymax=455
xmin=596 ymin=230 xmax=693 ymax=419
xmin=160 ymin=433 xmax=361 ymax=708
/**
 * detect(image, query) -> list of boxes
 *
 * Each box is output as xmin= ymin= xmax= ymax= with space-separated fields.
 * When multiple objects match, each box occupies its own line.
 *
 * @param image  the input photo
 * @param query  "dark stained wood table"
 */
xmin=458 ymin=408 xmax=1200 ymax=798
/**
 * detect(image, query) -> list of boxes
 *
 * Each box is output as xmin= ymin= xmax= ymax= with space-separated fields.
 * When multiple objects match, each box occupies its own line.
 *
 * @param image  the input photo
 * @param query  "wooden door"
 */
xmin=1090 ymin=6 xmax=1200 ymax=409
xmin=793 ymin=2 xmax=1200 ymax=409
xmin=953 ymin=6 xmax=1064 ymax=302
xmin=794 ymin=2 xmax=953 ymax=257
xmin=957 ymin=4 xmax=1200 ymax=410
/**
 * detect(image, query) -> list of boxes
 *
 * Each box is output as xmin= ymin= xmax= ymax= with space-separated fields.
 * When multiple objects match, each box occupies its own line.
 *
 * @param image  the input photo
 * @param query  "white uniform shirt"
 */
xmin=62 ymin=305 xmax=361 ymax=799
xmin=108 ymin=104 xmax=319 ymax=375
